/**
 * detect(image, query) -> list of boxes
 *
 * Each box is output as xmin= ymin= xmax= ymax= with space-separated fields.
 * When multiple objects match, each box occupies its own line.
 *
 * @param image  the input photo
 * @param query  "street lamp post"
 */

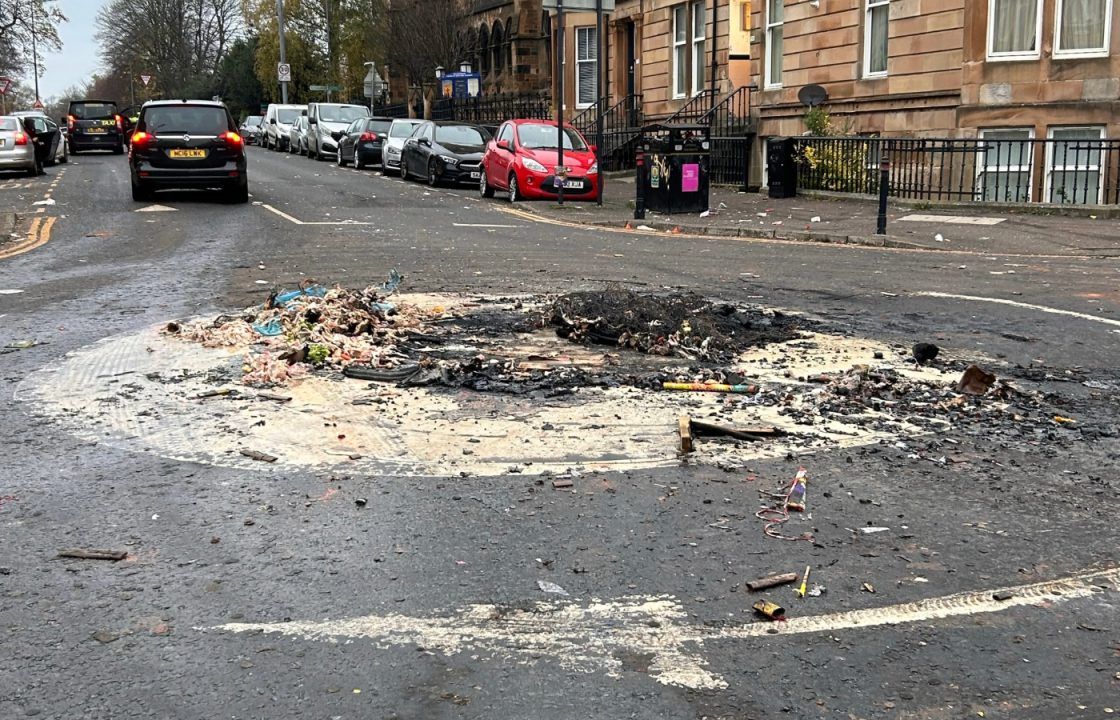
xmin=277 ymin=0 xmax=289 ymax=103
xmin=30 ymin=0 xmax=40 ymax=104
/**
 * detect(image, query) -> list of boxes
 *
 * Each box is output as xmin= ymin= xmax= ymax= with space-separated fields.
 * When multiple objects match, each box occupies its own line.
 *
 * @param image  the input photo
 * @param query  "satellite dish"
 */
xmin=798 ymin=84 xmax=829 ymax=108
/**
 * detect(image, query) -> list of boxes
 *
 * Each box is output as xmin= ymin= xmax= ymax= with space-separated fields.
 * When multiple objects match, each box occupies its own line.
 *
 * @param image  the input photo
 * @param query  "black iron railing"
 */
xmin=442 ymin=91 xmax=552 ymax=128
xmin=703 ymin=87 xmax=752 ymax=187
xmin=596 ymin=94 xmax=644 ymax=172
xmin=373 ymin=102 xmax=412 ymax=119
xmin=795 ymin=136 xmax=1120 ymax=205
xmin=664 ymin=89 xmax=718 ymax=124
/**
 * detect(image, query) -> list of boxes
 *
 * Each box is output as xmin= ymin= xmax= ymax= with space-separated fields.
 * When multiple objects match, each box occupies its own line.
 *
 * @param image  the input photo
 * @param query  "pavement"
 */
xmin=520 ymin=177 xmax=1120 ymax=257
xmin=0 ymin=148 xmax=1118 ymax=720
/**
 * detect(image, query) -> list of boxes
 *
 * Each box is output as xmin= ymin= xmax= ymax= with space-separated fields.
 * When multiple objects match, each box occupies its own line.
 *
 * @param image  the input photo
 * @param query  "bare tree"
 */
xmin=386 ymin=0 xmax=473 ymax=87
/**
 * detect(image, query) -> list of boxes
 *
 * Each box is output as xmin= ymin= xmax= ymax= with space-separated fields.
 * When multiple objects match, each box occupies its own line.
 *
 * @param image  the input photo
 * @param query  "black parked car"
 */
xmin=400 ymin=121 xmax=490 ymax=186
xmin=128 ymin=100 xmax=248 ymax=203
xmin=336 ymin=117 xmax=393 ymax=169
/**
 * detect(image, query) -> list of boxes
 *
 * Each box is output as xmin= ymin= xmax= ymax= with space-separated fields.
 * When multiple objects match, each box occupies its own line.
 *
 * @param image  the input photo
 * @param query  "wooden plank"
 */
xmin=679 ymin=415 xmax=694 ymax=454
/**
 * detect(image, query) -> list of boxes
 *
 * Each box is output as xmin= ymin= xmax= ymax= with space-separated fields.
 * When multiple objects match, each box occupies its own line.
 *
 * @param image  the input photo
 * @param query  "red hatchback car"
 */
xmin=480 ymin=119 xmax=600 ymax=202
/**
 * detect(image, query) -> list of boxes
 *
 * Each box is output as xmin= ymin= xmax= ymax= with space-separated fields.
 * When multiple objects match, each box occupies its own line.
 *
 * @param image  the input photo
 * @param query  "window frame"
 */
xmin=766 ymin=0 xmax=784 ymax=88
xmin=1046 ymin=125 xmax=1106 ymax=204
xmin=863 ymin=0 xmax=890 ymax=78
xmin=691 ymin=1 xmax=707 ymax=96
xmin=986 ymin=0 xmax=1044 ymax=61
xmin=575 ymin=26 xmax=598 ymax=109
xmin=672 ymin=4 xmax=689 ymax=99
xmin=977 ymin=128 xmax=1035 ymax=203
xmin=1054 ymin=0 xmax=1113 ymax=58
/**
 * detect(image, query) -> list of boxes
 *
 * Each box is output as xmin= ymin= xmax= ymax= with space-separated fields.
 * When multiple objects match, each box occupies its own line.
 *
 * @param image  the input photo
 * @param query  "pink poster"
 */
xmin=681 ymin=163 xmax=699 ymax=192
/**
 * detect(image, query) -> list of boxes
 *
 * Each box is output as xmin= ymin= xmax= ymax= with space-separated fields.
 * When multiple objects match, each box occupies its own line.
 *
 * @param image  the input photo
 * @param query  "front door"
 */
xmin=624 ymin=22 xmax=637 ymax=126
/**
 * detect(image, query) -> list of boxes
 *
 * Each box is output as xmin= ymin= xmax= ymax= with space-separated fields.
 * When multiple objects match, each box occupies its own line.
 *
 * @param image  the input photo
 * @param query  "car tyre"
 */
xmin=508 ymin=173 xmax=519 ymax=203
xmin=479 ymin=168 xmax=494 ymax=198
xmin=225 ymin=179 xmax=249 ymax=204
xmin=354 ymin=152 xmax=366 ymax=170
xmin=131 ymin=178 xmax=151 ymax=201
xmin=59 ymin=142 xmax=68 ymax=163
xmin=399 ymin=159 xmax=408 ymax=180
xmin=427 ymin=160 xmax=440 ymax=187
xmin=113 ymin=143 xmax=124 ymax=155
xmin=337 ymin=148 xmax=347 ymax=167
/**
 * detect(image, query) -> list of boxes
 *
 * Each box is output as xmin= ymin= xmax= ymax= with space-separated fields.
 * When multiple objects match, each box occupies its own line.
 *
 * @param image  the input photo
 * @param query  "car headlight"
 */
xmin=386 ymin=146 xmax=400 ymax=156
xmin=587 ymin=163 xmax=599 ymax=175
xmin=438 ymin=154 xmax=459 ymax=165
xmin=522 ymin=158 xmax=547 ymax=173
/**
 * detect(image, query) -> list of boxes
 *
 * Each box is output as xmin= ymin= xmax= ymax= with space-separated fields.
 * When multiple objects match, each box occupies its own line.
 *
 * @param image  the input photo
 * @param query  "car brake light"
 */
xmin=13 ymin=132 xmax=28 ymax=146
xmin=359 ymin=132 xmax=376 ymax=141
xmin=131 ymin=131 xmax=151 ymax=146
xmin=221 ymin=131 xmax=243 ymax=147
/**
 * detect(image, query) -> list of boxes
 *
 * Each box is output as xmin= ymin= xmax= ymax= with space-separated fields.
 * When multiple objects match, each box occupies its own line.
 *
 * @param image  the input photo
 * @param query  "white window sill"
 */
xmin=575 ymin=103 xmax=593 ymax=110
xmin=1053 ymin=49 xmax=1110 ymax=59
xmin=862 ymin=72 xmax=888 ymax=80
xmin=985 ymin=52 xmax=1041 ymax=62
xmin=672 ymin=93 xmax=687 ymax=100
xmin=763 ymin=84 xmax=783 ymax=90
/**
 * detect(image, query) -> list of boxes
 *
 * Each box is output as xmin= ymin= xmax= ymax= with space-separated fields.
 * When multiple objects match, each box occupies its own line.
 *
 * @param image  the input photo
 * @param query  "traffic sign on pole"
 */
xmin=277 ymin=63 xmax=291 ymax=83
xmin=140 ymin=74 xmax=153 ymax=87
xmin=0 ymin=76 xmax=11 ymax=95
xmin=32 ymin=99 xmax=44 ymax=110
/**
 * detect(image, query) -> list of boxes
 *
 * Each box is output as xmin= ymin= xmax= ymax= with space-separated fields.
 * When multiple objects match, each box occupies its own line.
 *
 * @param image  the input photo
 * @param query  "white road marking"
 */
xmin=0 ymin=289 xmax=25 ymax=295
xmin=915 ymin=291 xmax=1120 ymax=328
xmin=258 ymin=203 xmax=373 ymax=226
xmin=210 ymin=566 xmax=1119 ymax=691
xmin=452 ymin=223 xmax=521 ymax=228
xmin=899 ymin=214 xmax=1006 ymax=225
xmin=135 ymin=204 xmax=178 ymax=213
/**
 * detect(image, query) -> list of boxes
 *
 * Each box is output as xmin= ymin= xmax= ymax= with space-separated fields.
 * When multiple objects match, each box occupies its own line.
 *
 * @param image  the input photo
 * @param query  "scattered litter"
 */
xmin=913 ymin=577 xmax=929 ymax=583
xmin=240 ymin=449 xmax=278 ymax=463
xmin=354 ymin=498 xmax=367 ymax=508
xmin=663 ymin=382 xmax=759 ymax=394
xmin=678 ymin=415 xmax=693 ymax=454
xmin=956 ymin=365 xmax=996 ymax=395
xmin=1053 ymin=415 xmax=1076 ymax=425
xmin=58 ymin=548 xmax=127 ymax=561
xmin=934 ymin=233 xmax=946 ymax=243
xmin=700 ymin=210 xmax=710 ymax=218
xmin=746 ymin=572 xmax=799 ymax=591
xmin=32 ymin=198 xmax=56 ymax=206
xmin=4 ymin=339 xmax=41 ymax=350
xmin=752 ymin=599 xmax=785 ymax=620
xmin=861 ymin=582 xmax=875 ymax=593
xmin=806 ymin=584 xmax=826 ymax=597
xmin=756 ymin=468 xmax=813 ymax=542
xmin=551 ymin=479 xmax=574 ymax=489
xmin=810 ymin=216 xmax=821 ymax=223
xmin=537 ymin=580 xmax=570 ymax=596
xmin=688 ymin=417 xmax=782 ymax=444
xmin=796 ymin=565 xmax=811 ymax=598
xmin=859 ymin=527 xmax=891 ymax=535
xmin=992 ymin=590 xmax=1014 ymax=601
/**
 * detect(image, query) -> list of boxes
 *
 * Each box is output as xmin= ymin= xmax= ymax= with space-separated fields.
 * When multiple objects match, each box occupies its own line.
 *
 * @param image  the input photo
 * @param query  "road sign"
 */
xmin=277 ymin=63 xmax=291 ymax=83
xmin=541 ymin=0 xmax=615 ymax=9
xmin=140 ymin=74 xmax=152 ymax=87
xmin=0 ymin=76 xmax=11 ymax=95
xmin=309 ymin=84 xmax=341 ymax=92
xmin=32 ymin=99 xmax=44 ymax=110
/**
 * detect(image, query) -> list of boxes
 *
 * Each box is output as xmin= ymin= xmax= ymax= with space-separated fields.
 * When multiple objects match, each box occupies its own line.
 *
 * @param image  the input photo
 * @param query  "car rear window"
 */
xmin=436 ymin=125 xmax=487 ymax=148
xmin=390 ymin=121 xmax=421 ymax=138
xmin=143 ymin=106 xmax=230 ymax=136
xmin=0 ymin=118 xmax=19 ymax=131
xmin=70 ymin=102 xmax=117 ymax=120
xmin=368 ymin=119 xmax=392 ymax=133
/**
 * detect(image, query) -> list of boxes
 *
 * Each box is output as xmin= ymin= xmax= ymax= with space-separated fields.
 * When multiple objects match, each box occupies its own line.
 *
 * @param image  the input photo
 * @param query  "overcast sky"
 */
xmin=40 ymin=0 xmax=109 ymax=99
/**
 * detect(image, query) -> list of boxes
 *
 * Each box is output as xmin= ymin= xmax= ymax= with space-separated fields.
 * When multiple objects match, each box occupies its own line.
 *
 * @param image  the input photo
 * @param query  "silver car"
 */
xmin=383 ymin=119 xmax=423 ymax=172
xmin=13 ymin=111 xmax=68 ymax=165
xmin=0 ymin=115 xmax=41 ymax=176
xmin=289 ymin=115 xmax=309 ymax=155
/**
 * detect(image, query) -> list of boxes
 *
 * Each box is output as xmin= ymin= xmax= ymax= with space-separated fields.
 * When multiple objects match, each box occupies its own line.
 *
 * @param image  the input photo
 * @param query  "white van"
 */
xmin=263 ymin=104 xmax=306 ymax=151
xmin=306 ymin=103 xmax=370 ymax=160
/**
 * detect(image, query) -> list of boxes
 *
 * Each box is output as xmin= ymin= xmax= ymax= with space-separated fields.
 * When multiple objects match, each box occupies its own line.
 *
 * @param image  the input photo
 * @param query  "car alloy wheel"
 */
xmin=428 ymin=160 xmax=439 ymax=187
xmin=399 ymin=159 xmax=408 ymax=180
xmin=479 ymin=169 xmax=494 ymax=198
xmin=508 ymin=174 xmax=519 ymax=203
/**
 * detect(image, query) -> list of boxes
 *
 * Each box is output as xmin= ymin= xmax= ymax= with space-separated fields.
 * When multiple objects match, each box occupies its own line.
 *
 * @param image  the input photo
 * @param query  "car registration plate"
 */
xmin=563 ymin=180 xmax=582 ymax=189
xmin=470 ymin=171 xmax=480 ymax=179
xmin=86 ymin=128 xmax=107 ymax=134
xmin=169 ymin=149 xmax=208 ymax=159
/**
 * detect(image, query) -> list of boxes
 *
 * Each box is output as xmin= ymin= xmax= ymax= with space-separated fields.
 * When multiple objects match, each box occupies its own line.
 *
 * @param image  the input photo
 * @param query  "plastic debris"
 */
xmin=756 ymin=468 xmax=813 ymax=542
xmin=957 ymin=365 xmax=996 ymax=395
xmin=537 ymin=580 xmax=570 ymax=596
xmin=807 ymin=584 xmax=826 ymax=597
xmin=859 ymin=527 xmax=891 ymax=535
xmin=752 ymin=599 xmax=785 ymax=620
xmin=663 ymin=382 xmax=759 ymax=394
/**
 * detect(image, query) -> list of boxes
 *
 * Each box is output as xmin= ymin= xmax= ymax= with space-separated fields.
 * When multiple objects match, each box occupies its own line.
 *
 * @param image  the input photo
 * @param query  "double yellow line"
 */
xmin=0 ymin=215 xmax=56 ymax=261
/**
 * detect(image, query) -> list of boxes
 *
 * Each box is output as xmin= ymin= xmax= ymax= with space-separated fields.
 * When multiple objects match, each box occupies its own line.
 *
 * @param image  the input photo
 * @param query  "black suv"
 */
xmin=128 ymin=100 xmax=248 ymax=203
xmin=66 ymin=99 xmax=124 ymax=153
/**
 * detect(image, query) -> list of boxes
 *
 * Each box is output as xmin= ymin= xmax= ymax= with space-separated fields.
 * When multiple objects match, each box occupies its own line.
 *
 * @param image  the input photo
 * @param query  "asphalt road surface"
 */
xmin=1 ymin=148 xmax=1118 ymax=720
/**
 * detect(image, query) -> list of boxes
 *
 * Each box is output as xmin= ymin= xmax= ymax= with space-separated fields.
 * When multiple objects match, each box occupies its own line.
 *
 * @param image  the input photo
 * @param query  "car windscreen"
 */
xmin=69 ymin=102 xmax=117 ymax=120
xmin=389 ymin=121 xmax=421 ymax=138
xmin=317 ymin=105 xmax=369 ymax=123
xmin=276 ymin=108 xmax=301 ymax=124
xmin=245 ymin=117 xmax=263 ymax=126
xmin=367 ymin=119 xmax=393 ymax=133
xmin=516 ymin=124 xmax=587 ymax=151
xmin=143 ymin=106 xmax=229 ymax=136
xmin=436 ymin=125 xmax=488 ymax=149
xmin=0 ymin=118 xmax=18 ymax=131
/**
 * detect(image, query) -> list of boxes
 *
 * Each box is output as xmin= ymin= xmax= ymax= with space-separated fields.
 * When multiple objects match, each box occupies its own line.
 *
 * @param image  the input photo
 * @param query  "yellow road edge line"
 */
xmin=0 ymin=215 xmax=54 ymax=261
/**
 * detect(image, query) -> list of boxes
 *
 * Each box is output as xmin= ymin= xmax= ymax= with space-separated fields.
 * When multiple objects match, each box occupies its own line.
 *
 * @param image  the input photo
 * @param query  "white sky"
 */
xmin=39 ymin=0 xmax=110 ymax=99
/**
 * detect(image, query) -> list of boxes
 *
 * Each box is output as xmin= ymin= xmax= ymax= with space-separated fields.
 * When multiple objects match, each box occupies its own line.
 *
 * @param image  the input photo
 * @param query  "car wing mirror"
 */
xmin=589 ymin=144 xmax=598 ymax=154
xmin=497 ymin=139 xmax=510 ymax=151
xmin=269 ymin=118 xmax=277 ymax=124
xmin=308 ymin=117 xmax=317 ymax=124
